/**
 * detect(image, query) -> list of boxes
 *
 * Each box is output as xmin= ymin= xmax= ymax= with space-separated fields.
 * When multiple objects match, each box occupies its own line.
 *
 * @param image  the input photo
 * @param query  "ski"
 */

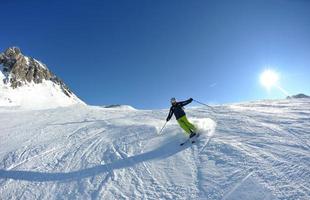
xmin=180 ymin=133 xmax=200 ymax=146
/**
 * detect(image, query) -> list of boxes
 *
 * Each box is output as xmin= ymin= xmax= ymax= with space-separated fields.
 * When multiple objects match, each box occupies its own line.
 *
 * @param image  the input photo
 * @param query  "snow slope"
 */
xmin=0 ymin=99 xmax=309 ymax=199
xmin=0 ymin=78 xmax=85 ymax=110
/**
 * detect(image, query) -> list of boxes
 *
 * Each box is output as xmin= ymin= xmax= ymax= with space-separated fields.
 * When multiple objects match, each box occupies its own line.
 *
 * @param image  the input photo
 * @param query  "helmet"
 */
xmin=170 ymin=97 xmax=177 ymax=104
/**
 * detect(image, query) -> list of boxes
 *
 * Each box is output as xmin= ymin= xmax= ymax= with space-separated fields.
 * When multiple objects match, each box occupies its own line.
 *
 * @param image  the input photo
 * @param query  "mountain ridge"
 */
xmin=0 ymin=47 xmax=85 ymax=109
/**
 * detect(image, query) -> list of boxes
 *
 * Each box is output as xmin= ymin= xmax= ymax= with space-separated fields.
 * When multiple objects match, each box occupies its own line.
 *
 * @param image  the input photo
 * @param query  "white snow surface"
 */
xmin=0 ymin=71 xmax=85 ymax=110
xmin=0 ymin=99 xmax=309 ymax=199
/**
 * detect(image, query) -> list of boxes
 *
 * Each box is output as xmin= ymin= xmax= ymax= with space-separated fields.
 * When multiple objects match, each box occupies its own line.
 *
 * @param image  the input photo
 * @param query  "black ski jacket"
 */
xmin=166 ymin=98 xmax=193 ymax=121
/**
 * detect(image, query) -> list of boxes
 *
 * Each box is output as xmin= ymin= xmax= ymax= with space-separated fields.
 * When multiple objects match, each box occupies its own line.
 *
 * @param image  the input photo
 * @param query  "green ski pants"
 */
xmin=177 ymin=115 xmax=197 ymax=135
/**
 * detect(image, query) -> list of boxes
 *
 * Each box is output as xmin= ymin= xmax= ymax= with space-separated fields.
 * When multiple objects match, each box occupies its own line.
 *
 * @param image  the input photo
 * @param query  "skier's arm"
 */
xmin=166 ymin=107 xmax=173 ymax=121
xmin=179 ymin=98 xmax=193 ymax=107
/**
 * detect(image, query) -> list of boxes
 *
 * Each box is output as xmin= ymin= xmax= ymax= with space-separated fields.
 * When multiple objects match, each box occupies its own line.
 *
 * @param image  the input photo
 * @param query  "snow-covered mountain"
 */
xmin=287 ymin=93 xmax=310 ymax=99
xmin=0 ymin=98 xmax=309 ymax=199
xmin=0 ymin=47 xmax=85 ymax=109
xmin=102 ymin=104 xmax=136 ymax=110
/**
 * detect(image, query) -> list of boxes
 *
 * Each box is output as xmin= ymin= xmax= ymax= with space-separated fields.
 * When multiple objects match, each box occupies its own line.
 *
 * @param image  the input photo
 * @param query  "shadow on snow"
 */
xmin=0 ymin=139 xmax=189 ymax=182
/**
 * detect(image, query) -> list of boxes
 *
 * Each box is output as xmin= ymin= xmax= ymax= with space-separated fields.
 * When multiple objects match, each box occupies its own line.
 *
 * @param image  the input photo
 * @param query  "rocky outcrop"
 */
xmin=0 ymin=47 xmax=72 ymax=97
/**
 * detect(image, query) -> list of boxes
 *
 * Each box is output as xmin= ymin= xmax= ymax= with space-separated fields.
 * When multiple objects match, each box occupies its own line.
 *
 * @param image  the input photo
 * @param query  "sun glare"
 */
xmin=260 ymin=69 xmax=279 ymax=90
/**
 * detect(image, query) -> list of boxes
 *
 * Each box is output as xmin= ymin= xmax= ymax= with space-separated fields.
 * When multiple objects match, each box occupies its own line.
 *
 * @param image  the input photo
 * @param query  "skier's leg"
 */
xmin=183 ymin=116 xmax=197 ymax=133
xmin=177 ymin=117 xmax=191 ymax=135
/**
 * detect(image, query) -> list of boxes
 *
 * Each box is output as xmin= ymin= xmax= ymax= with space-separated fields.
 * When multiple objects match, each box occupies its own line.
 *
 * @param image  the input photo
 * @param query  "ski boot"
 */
xmin=189 ymin=132 xmax=196 ymax=138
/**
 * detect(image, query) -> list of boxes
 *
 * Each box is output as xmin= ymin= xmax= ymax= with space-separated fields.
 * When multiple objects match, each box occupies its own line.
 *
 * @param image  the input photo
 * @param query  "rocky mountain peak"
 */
xmin=0 ymin=47 xmax=72 ymax=97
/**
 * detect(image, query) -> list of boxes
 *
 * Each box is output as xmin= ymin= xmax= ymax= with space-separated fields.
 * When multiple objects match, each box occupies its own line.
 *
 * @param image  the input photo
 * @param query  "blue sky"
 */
xmin=1 ymin=0 xmax=310 ymax=109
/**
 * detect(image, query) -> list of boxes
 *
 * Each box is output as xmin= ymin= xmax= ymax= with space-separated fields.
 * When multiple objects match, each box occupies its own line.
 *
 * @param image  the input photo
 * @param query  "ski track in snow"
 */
xmin=0 ymin=99 xmax=309 ymax=199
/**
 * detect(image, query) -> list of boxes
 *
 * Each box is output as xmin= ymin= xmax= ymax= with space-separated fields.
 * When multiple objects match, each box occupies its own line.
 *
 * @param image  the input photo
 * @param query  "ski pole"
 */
xmin=158 ymin=121 xmax=168 ymax=135
xmin=193 ymin=99 xmax=215 ymax=111
xmin=193 ymin=99 xmax=221 ymax=134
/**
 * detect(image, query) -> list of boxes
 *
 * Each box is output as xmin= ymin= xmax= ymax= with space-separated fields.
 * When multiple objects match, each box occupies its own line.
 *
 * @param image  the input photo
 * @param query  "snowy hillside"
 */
xmin=101 ymin=104 xmax=136 ymax=110
xmin=0 ymin=99 xmax=309 ymax=199
xmin=0 ymin=47 xmax=85 ymax=109
xmin=0 ymin=79 xmax=84 ymax=109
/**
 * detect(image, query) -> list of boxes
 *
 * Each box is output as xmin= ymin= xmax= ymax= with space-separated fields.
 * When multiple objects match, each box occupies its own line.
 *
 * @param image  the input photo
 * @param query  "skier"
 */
xmin=166 ymin=98 xmax=197 ymax=138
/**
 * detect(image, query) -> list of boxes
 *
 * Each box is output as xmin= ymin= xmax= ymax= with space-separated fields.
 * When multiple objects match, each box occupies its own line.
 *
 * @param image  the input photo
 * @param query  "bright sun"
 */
xmin=260 ymin=69 xmax=279 ymax=90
